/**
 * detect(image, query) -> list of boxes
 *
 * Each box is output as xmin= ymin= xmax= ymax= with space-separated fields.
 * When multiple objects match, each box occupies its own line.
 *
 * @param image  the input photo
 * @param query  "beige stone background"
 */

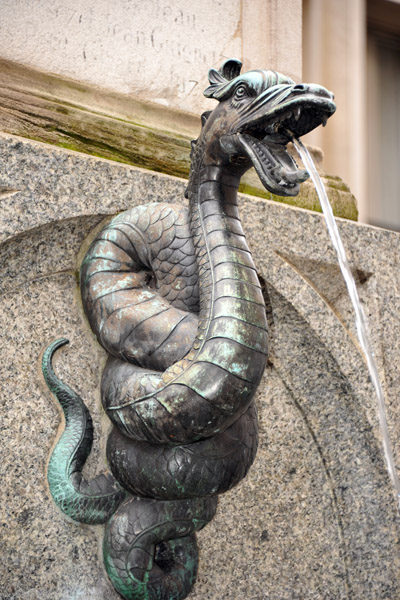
xmin=1 ymin=0 xmax=400 ymax=228
xmin=0 ymin=1 xmax=400 ymax=599
xmin=0 ymin=0 xmax=302 ymax=114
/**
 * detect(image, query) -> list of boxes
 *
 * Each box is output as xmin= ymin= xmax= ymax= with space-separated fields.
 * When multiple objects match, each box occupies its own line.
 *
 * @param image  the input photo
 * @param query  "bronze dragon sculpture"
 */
xmin=42 ymin=59 xmax=335 ymax=599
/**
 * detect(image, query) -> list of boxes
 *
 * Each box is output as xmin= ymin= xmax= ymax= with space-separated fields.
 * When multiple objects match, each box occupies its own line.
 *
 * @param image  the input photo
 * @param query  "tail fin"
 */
xmin=42 ymin=339 xmax=128 ymax=524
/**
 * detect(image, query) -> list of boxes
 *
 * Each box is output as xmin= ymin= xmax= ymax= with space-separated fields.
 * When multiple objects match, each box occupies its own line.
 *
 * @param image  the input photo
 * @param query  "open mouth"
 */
xmin=235 ymin=93 xmax=336 ymax=196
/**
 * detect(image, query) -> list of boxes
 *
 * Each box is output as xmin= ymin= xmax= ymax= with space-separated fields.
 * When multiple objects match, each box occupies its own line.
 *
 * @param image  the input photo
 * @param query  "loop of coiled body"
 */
xmin=81 ymin=202 xmax=262 ymax=500
xmin=44 ymin=183 xmax=267 ymax=599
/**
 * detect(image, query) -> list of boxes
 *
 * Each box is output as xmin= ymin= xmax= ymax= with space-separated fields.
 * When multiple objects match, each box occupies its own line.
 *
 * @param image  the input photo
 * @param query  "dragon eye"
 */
xmin=234 ymin=85 xmax=248 ymax=99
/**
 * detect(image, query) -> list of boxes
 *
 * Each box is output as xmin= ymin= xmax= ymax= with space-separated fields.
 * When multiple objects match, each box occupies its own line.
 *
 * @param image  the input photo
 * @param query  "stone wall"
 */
xmin=0 ymin=133 xmax=399 ymax=599
xmin=0 ymin=0 xmax=301 ymax=115
xmin=0 ymin=1 xmax=318 ymax=217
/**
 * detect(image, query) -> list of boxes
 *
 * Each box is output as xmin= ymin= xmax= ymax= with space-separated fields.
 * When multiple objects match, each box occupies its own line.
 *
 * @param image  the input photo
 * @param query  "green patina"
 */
xmin=0 ymin=80 xmax=357 ymax=219
xmin=104 ymin=552 xmax=150 ymax=600
xmin=5 ymin=125 xmax=358 ymax=219
xmin=238 ymin=180 xmax=358 ymax=221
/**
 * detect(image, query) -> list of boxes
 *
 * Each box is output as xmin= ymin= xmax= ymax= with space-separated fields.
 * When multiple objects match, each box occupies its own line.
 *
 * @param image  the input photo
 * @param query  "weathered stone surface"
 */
xmin=0 ymin=99 xmax=357 ymax=229
xmin=0 ymin=0 xmax=303 ymax=115
xmin=0 ymin=0 xmax=242 ymax=115
xmin=0 ymin=134 xmax=399 ymax=599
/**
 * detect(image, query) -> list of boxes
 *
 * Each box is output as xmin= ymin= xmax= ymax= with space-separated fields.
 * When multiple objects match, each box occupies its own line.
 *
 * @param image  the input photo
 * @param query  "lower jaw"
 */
xmin=237 ymin=133 xmax=304 ymax=197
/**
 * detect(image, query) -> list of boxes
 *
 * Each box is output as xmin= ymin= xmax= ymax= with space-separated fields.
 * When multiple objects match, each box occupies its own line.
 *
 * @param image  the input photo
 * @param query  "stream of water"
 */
xmin=293 ymin=137 xmax=400 ymax=508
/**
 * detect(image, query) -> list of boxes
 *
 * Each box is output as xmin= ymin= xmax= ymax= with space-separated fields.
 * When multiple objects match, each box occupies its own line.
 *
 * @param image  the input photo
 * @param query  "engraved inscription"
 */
xmin=0 ymin=0 xmax=242 ymax=113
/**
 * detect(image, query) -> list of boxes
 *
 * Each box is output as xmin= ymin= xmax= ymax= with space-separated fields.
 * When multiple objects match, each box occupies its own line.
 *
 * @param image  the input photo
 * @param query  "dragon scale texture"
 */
xmin=43 ymin=59 xmax=335 ymax=599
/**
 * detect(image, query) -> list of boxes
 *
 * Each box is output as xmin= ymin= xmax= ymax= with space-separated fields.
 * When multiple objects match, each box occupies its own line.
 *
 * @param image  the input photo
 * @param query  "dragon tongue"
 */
xmin=237 ymin=133 xmax=307 ymax=196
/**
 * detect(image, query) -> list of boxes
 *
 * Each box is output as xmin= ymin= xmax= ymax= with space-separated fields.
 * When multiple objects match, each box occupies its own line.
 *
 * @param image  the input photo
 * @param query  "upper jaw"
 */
xmin=226 ymin=85 xmax=336 ymax=196
xmin=239 ymin=84 xmax=336 ymax=139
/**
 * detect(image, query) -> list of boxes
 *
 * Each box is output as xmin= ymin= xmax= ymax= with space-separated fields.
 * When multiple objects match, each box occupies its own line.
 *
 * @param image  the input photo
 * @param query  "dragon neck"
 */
xmin=189 ymin=164 xmax=242 ymax=315
xmin=186 ymin=141 xmax=260 ymax=352
xmin=161 ymin=136 xmax=267 ymax=392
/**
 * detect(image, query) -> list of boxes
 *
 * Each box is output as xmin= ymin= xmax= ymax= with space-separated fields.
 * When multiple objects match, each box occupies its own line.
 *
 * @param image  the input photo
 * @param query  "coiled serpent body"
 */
xmin=42 ymin=59 xmax=335 ymax=599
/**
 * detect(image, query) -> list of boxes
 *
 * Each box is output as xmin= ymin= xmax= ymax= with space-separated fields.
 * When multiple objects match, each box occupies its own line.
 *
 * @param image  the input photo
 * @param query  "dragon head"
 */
xmin=200 ymin=58 xmax=336 ymax=196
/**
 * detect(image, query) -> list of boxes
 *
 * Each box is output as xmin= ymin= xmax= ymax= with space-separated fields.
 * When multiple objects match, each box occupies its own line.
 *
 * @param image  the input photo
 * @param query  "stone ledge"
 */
xmin=0 ymin=58 xmax=358 ymax=220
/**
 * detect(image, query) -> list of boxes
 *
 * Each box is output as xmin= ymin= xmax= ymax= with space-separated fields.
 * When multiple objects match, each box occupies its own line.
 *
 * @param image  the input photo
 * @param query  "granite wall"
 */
xmin=0 ymin=132 xmax=399 ymax=599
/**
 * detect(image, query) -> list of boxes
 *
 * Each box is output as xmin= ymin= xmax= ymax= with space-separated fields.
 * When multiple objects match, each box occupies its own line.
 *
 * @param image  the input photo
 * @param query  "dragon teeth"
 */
xmin=294 ymin=107 xmax=301 ymax=122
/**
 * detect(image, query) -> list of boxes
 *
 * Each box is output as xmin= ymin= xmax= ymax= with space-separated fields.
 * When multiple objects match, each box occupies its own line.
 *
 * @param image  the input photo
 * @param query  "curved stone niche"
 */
xmin=0 ymin=133 xmax=399 ymax=599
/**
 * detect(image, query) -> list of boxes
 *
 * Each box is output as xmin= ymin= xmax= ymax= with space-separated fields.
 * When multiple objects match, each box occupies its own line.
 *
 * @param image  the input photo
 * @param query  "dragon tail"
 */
xmin=42 ymin=338 xmax=128 ymax=524
xmin=103 ymin=495 xmax=218 ymax=600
